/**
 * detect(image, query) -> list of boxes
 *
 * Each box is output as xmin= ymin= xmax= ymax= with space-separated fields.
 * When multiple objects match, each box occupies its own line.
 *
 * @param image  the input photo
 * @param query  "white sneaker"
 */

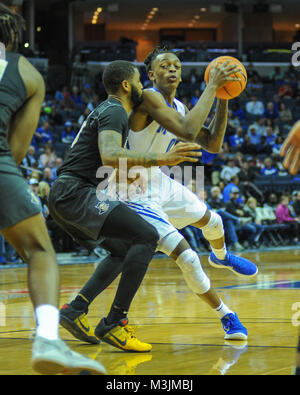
xmin=31 ymin=335 xmax=106 ymax=375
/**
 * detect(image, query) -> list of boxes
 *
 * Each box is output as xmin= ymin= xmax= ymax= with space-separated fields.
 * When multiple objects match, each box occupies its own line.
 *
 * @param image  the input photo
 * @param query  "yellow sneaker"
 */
xmin=60 ymin=304 xmax=100 ymax=344
xmin=95 ymin=318 xmax=152 ymax=352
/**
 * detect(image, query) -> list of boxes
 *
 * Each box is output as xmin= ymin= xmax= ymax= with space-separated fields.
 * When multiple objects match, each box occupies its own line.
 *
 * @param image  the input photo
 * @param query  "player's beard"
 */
xmin=131 ymin=85 xmax=143 ymax=108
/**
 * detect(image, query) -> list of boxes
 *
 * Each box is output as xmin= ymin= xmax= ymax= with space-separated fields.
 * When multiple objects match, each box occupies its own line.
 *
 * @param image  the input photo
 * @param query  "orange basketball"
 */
xmin=204 ymin=56 xmax=247 ymax=100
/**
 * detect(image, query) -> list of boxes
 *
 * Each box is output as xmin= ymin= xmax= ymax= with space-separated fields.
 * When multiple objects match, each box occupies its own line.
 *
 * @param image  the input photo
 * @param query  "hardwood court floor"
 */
xmin=0 ymin=249 xmax=299 ymax=375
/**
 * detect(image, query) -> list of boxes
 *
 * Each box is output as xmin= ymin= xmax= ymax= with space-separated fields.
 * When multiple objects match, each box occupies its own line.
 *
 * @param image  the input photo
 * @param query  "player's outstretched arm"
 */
xmin=137 ymin=61 xmax=239 ymax=152
xmin=280 ymin=120 xmax=300 ymax=175
xmin=99 ymin=130 xmax=202 ymax=168
xmin=8 ymin=56 xmax=45 ymax=164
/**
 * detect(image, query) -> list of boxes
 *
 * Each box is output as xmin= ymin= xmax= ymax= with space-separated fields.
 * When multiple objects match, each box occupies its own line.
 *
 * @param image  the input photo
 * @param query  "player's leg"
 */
xmin=161 ymin=173 xmax=258 ymax=278
xmin=73 ymin=206 xmax=158 ymax=352
xmin=160 ymin=231 xmax=247 ymax=340
xmin=1 ymin=213 xmax=106 ymax=374
xmin=192 ymin=209 xmax=258 ymax=277
xmin=49 ymin=177 xmax=159 ymax=351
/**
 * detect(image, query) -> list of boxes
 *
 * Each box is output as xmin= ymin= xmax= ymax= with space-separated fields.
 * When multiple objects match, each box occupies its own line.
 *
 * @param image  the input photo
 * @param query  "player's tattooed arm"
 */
xmin=99 ymin=130 xmax=202 ymax=169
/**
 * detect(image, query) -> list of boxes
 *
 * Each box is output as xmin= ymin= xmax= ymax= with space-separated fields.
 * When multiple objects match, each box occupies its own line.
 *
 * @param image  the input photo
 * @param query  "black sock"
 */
xmin=71 ymin=294 xmax=89 ymax=312
xmin=106 ymin=305 xmax=128 ymax=325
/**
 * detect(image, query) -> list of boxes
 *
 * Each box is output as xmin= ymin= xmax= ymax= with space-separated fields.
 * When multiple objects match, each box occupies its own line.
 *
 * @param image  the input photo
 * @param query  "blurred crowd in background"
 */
xmin=2 ymin=61 xmax=300 ymax=264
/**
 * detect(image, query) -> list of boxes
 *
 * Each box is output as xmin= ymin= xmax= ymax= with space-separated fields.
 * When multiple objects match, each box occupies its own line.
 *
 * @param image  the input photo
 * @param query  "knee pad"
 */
xmin=158 ymin=231 xmax=184 ymax=256
xmin=176 ymin=249 xmax=210 ymax=294
xmin=201 ymin=211 xmax=224 ymax=241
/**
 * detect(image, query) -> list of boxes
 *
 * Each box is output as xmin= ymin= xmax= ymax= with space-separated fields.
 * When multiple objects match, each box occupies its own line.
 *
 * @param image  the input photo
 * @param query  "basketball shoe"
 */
xmin=208 ymin=251 xmax=258 ymax=278
xmin=221 ymin=312 xmax=248 ymax=340
xmin=59 ymin=304 xmax=99 ymax=344
xmin=31 ymin=335 xmax=106 ymax=375
xmin=95 ymin=317 xmax=152 ymax=352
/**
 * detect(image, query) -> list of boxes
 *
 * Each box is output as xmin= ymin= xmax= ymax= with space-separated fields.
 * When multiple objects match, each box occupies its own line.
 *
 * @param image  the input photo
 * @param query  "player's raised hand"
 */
xmin=164 ymin=142 xmax=202 ymax=166
xmin=208 ymin=60 xmax=241 ymax=90
xmin=280 ymin=121 xmax=300 ymax=175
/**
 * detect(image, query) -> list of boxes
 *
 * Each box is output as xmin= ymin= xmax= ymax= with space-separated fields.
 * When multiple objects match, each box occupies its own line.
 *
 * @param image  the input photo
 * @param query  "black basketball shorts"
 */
xmin=0 ymin=155 xmax=41 ymax=230
xmin=49 ymin=174 xmax=120 ymax=244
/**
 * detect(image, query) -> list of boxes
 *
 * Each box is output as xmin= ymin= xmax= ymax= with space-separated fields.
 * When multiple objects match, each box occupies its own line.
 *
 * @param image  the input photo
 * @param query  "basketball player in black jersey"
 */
xmin=49 ymin=60 xmax=202 ymax=352
xmin=0 ymin=3 xmax=107 ymax=375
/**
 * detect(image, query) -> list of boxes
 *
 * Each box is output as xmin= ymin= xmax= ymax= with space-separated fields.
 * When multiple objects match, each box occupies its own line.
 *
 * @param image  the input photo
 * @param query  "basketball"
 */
xmin=204 ymin=56 xmax=247 ymax=100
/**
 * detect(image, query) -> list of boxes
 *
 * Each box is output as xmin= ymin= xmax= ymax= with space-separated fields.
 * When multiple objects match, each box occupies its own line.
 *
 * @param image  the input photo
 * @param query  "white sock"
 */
xmin=214 ymin=301 xmax=234 ymax=319
xmin=211 ymin=244 xmax=227 ymax=260
xmin=35 ymin=304 xmax=60 ymax=340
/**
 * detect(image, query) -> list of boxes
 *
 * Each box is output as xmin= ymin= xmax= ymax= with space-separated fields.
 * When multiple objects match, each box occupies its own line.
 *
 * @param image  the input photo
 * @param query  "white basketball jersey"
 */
xmin=127 ymin=88 xmax=185 ymax=156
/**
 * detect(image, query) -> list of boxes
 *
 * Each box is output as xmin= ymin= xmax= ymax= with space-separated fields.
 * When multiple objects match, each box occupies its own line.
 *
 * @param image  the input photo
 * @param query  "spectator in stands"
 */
xmin=279 ymin=102 xmax=293 ymax=123
xmin=35 ymin=121 xmax=54 ymax=146
xmin=272 ymin=136 xmax=284 ymax=156
xmin=247 ymin=75 xmax=264 ymax=93
xmin=220 ymin=158 xmax=240 ymax=182
xmin=61 ymin=121 xmax=77 ymax=144
xmin=55 ymin=85 xmax=69 ymax=103
xmin=271 ymin=66 xmax=284 ymax=82
xmin=264 ymin=102 xmax=278 ymax=120
xmin=37 ymin=181 xmax=50 ymax=219
xmin=48 ymin=105 xmax=63 ymax=126
xmin=208 ymin=186 xmax=249 ymax=252
xmin=248 ymin=127 xmax=261 ymax=145
xmin=42 ymin=167 xmax=55 ymax=187
xmin=246 ymin=95 xmax=264 ymax=116
xmin=0 ymin=235 xmax=18 ymax=264
xmin=243 ymin=197 xmax=265 ymax=246
xmin=39 ymin=144 xmax=58 ymax=169
xmin=87 ymin=93 xmax=101 ymax=112
xmin=225 ymin=187 xmax=258 ymax=248
xmin=223 ymin=175 xmax=242 ymax=203
xmin=28 ymin=178 xmax=42 ymax=206
xmin=264 ymin=126 xmax=277 ymax=147
xmin=240 ymin=135 xmax=258 ymax=156
xmin=228 ymin=127 xmax=245 ymax=152
xmin=227 ymin=110 xmax=241 ymax=131
xmin=248 ymin=117 xmax=266 ymax=136
xmin=256 ymin=135 xmax=273 ymax=156
xmin=260 ymin=157 xmax=278 ymax=176
xmin=275 ymin=194 xmax=300 ymax=243
xmin=190 ymin=89 xmax=201 ymax=107
xmin=265 ymin=193 xmax=279 ymax=211
xmin=187 ymin=68 xmax=199 ymax=85
xmin=70 ymin=86 xmax=83 ymax=106
xmin=59 ymin=91 xmax=76 ymax=112
xmin=247 ymin=63 xmax=260 ymax=80
xmin=21 ymin=145 xmax=39 ymax=178
xmin=81 ymin=83 xmax=94 ymax=105
xmin=51 ymin=157 xmax=63 ymax=180
xmin=238 ymin=160 xmax=264 ymax=203
xmin=278 ymin=81 xmax=293 ymax=98
xmin=231 ymin=102 xmax=245 ymax=121
xmin=78 ymin=107 xmax=91 ymax=126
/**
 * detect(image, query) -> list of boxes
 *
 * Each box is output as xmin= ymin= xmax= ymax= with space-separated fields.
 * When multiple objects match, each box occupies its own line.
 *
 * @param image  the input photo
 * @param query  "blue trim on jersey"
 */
xmin=152 ymin=87 xmax=177 ymax=110
xmin=131 ymin=210 xmax=170 ymax=226
xmin=125 ymin=202 xmax=170 ymax=225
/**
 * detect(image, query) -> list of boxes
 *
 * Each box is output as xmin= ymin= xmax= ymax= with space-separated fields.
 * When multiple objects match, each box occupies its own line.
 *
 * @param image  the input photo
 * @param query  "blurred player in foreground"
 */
xmin=0 ymin=3 xmax=106 ymax=375
xmin=280 ymin=120 xmax=300 ymax=375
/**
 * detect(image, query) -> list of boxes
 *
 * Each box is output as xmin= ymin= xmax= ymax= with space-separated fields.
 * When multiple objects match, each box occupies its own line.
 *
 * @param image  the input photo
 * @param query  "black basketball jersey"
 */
xmin=0 ymin=52 xmax=27 ymax=156
xmin=58 ymin=97 xmax=129 ymax=186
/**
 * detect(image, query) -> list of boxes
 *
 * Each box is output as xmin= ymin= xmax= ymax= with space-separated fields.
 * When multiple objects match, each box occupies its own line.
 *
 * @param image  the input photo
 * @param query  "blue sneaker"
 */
xmin=221 ymin=313 xmax=248 ymax=340
xmin=0 ymin=256 xmax=6 ymax=264
xmin=208 ymin=252 xmax=258 ymax=278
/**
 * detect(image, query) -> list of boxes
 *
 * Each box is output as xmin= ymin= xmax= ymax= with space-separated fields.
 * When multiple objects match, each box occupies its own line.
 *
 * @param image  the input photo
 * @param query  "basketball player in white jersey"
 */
xmin=60 ymin=48 xmax=256 ymax=345
xmin=121 ymin=47 xmax=258 ymax=338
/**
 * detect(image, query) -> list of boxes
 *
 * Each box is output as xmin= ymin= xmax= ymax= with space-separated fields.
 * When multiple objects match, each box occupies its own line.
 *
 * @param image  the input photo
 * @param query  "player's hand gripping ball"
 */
xmin=204 ymin=56 xmax=247 ymax=100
